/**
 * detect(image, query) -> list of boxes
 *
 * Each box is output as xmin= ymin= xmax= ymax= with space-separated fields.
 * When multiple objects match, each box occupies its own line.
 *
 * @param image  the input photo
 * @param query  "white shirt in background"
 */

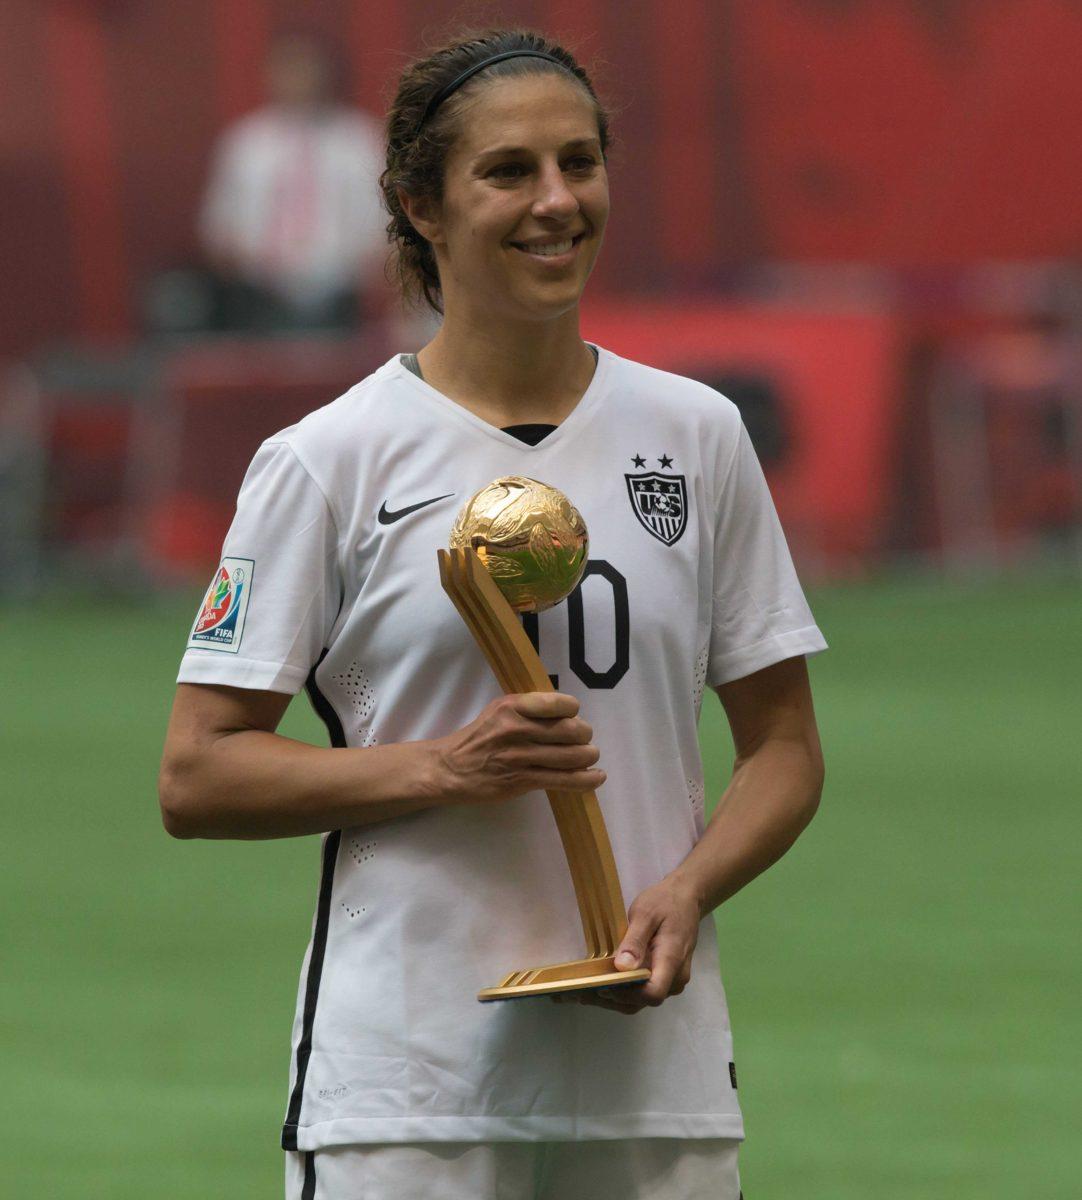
xmin=199 ymin=106 xmax=387 ymax=310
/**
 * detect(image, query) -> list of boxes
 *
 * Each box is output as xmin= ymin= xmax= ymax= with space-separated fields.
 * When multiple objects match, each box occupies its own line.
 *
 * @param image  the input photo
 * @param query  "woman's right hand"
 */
xmin=431 ymin=692 xmax=605 ymax=806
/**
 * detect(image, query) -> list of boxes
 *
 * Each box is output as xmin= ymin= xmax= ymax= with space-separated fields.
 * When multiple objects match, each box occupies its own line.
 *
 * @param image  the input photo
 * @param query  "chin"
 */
xmin=511 ymin=282 xmax=590 ymax=323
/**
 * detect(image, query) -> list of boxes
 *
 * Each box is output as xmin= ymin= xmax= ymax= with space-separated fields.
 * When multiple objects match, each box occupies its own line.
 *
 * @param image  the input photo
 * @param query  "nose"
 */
xmin=531 ymin=160 xmax=579 ymax=220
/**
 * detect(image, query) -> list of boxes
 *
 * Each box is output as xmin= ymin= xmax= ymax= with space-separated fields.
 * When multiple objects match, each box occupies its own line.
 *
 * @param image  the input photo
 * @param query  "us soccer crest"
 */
xmin=188 ymin=557 xmax=254 ymax=653
xmin=625 ymin=471 xmax=688 ymax=545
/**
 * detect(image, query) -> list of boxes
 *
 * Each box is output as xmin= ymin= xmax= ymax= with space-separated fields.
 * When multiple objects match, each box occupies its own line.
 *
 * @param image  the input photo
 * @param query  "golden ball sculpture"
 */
xmin=449 ymin=476 xmax=589 ymax=612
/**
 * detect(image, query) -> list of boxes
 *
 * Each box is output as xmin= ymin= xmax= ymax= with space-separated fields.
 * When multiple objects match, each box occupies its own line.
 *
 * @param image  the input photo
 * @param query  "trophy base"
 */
xmin=478 ymin=955 xmax=652 ymax=1002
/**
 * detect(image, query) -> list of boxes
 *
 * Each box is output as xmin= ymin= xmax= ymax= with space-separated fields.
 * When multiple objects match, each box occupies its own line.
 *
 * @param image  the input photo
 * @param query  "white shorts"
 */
xmin=285 ymin=1138 xmax=742 ymax=1200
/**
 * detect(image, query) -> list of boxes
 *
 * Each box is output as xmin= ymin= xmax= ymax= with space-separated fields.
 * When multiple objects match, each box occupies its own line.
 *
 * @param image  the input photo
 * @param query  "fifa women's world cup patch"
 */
xmin=188 ymin=557 xmax=255 ymax=653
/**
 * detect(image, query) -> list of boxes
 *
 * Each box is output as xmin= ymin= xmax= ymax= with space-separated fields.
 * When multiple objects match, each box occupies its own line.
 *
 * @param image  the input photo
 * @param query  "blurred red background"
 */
xmin=4 ymin=0 xmax=1080 ymax=353
xmin=2 ymin=0 xmax=1080 ymax=585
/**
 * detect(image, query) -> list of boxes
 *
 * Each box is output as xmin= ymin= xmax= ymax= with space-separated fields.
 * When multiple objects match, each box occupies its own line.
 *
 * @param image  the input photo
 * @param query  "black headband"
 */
xmin=418 ymin=50 xmax=571 ymax=132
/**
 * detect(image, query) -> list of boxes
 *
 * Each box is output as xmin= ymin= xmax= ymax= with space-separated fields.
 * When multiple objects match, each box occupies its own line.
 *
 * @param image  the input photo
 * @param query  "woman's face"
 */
xmin=422 ymin=73 xmax=609 ymax=325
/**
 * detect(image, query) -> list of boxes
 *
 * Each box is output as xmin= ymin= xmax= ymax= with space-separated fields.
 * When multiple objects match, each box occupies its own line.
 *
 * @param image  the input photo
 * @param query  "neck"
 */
xmin=416 ymin=306 xmax=595 ymax=427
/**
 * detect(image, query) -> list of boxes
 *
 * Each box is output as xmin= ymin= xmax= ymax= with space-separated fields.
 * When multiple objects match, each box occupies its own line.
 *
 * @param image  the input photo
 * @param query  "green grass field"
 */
xmin=3 ymin=578 xmax=1078 ymax=1198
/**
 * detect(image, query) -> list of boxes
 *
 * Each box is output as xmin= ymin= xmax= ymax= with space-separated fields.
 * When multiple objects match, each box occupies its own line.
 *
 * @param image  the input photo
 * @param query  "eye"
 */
xmin=564 ymin=155 xmax=599 ymax=173
xmin=487 ymin=162 xmax=528 ymax=180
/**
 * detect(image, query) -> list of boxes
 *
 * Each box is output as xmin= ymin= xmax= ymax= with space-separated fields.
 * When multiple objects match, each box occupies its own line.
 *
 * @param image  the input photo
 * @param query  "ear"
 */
xmin=397 ymin=188 xmax=443 ymax=247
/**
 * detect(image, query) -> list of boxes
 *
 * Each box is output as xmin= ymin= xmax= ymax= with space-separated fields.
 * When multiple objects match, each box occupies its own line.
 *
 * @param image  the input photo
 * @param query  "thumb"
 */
xmin=614 ymin=939 xmax=644 ymax=970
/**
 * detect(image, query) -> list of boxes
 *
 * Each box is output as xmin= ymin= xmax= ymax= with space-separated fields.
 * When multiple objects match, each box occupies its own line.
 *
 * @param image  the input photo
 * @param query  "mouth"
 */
xmin=508 ymin=233 xmax=586 ymax=264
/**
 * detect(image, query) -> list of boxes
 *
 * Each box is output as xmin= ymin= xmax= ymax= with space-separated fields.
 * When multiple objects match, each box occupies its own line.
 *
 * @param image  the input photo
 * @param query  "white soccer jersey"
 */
xmin=177 ymin=348 xmax=827 ymax=1150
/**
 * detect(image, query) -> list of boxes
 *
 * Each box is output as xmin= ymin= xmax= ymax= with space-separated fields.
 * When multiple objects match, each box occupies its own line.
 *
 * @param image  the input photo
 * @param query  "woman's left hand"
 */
xmin=549 ymin=875 xmax=703 ymax=1014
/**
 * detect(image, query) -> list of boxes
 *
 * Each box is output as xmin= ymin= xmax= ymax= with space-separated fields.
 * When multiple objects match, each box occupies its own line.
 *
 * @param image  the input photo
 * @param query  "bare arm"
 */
xmin=158 ymin=683 xmax=605 ymax=840
xmin=554 ymin=654 xmax=824 ymax=1015
xmin=669 ymin=655 xmax=824 ymax=917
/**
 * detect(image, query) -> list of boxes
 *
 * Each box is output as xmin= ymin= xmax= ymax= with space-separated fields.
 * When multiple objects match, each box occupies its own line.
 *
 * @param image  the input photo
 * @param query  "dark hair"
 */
xmin=380 ymin=28 xmax=612 ymax=314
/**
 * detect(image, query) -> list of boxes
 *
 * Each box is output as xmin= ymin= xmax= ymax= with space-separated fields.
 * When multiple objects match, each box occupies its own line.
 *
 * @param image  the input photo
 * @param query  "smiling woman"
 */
xmin=160 ymin=26 xmax=825 ymax=1200
xmin=381 ymin=33 xmax=612 ymax=313
xmin=407 ymin=73 xmax=606 ymax=340
xmin=377 ymin=31 xmax=613 ymax=429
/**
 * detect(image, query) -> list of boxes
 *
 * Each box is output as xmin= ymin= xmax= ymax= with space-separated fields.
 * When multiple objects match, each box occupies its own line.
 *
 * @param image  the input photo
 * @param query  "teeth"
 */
xmin=518 ymin=238 xmax=574 ymax=257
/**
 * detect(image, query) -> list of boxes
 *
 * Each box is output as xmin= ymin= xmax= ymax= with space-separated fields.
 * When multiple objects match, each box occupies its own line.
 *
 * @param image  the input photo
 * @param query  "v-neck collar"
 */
xmin=389 ymin=345 xmax=609 ymax=452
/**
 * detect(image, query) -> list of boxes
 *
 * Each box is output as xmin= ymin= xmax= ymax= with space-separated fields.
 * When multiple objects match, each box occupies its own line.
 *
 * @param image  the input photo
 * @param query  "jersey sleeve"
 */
xmin=176 ymin=440 xmax=341 ymax=694
xmin=706 ymin=421 xmax=828 ymax=687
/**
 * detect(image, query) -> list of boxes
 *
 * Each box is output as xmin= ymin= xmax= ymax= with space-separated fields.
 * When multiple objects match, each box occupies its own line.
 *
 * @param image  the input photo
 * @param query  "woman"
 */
xmin=160 ymin=28 xmax=826 ymax=1200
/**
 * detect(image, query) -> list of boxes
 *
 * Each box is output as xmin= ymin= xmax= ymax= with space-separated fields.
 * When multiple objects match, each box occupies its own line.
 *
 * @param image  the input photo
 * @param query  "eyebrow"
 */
xmin=472 ymin=137 xmax=601 ymax=163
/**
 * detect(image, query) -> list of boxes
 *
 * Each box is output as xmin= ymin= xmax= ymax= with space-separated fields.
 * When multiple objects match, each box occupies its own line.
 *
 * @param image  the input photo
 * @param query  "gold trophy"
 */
xmin=437 ymin=477 xmax=651 ymax=1002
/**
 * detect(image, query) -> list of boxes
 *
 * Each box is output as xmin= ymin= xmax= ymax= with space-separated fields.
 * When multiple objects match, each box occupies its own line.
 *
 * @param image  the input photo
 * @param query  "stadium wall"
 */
xmin=2 ymin=0 xmax=1081 ymax=358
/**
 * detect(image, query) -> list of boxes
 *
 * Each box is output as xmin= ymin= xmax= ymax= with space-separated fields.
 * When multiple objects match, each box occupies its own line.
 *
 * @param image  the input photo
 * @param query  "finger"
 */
xmin=528 ymin=767 xmax=607 ymax=793
xmin=549 ymin=982 xmax=646 ymax=1013
xmin=512 ymin=742 xmax=600 ymax=771
xmin=519 ymin=715 xmax=594 ymax=745
xmin=669 ymin=966 xmax=691 ymax=996
xmin=635 ymin=946 xmax=688 ymax=1004
xmin=510 ymin=692 xmax=580 ymax=720
xmin=613 ymin=922 xmax=654 ymax=974
xmin=576 ymin=988 xmax=643 ymax=1015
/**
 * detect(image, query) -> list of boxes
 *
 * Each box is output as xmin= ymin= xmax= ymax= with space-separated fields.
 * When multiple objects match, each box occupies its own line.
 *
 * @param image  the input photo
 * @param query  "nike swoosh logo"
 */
xmin=377 ymin=493 xmax=456 ymax=525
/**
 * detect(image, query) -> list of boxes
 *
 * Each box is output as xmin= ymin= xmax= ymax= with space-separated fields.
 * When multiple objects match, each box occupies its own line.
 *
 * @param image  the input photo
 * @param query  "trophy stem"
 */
xmin=438 ymin=548 xmax=651 ymax=1001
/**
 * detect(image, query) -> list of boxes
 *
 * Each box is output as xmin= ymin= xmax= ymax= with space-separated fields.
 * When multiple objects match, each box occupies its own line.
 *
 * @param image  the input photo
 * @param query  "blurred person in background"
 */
xmin=192 ymin=29 xmax=386 ymax=333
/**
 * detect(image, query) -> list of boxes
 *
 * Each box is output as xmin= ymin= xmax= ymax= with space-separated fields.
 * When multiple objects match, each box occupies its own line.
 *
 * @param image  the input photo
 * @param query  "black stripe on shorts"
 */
xmin=301 ymin=1151 xmax=317 ymax=1200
